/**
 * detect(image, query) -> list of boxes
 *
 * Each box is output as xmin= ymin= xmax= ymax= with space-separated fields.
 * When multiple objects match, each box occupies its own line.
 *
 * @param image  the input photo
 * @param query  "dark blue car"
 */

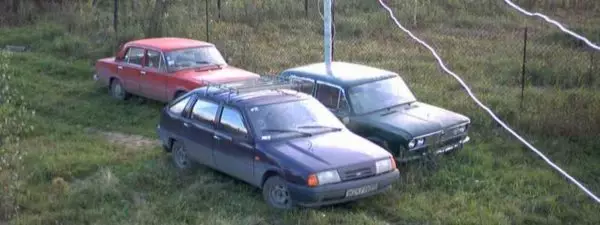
xmin=156 ymin=77 xmax=400 ymax=209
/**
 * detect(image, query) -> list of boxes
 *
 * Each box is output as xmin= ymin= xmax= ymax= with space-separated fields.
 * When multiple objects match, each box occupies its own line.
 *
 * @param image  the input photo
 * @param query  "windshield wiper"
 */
xmin=261 ymin=128 xmax=313 ymax=137
xmin=195 ymin=61 xmax=210 ymax=64
xmin=297 ymin=125 xmax=342 ymax=132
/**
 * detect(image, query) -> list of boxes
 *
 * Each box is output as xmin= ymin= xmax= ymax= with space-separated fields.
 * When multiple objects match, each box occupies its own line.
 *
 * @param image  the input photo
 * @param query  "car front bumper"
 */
xmin=435 ymin=135 xmax=470 ymax=154
xmin=398 ymin=135 xmax=470 ymax=162
xmin=286 ymin=169 xmax=400 ymax=207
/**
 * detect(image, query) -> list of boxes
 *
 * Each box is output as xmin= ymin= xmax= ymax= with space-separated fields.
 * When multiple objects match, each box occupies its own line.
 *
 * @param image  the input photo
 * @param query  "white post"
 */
xmin=323 ymin=0 xmax=332 ymax=74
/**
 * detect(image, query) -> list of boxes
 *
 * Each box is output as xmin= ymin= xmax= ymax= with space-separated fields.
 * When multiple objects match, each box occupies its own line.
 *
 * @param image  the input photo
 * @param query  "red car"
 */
xmin=93 ymin=37 xmax=260 ymax=102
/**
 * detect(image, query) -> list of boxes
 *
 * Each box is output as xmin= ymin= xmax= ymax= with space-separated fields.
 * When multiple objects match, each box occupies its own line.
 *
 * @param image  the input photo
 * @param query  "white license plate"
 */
xmin=345 ymin=183 xmax=378 ymax=197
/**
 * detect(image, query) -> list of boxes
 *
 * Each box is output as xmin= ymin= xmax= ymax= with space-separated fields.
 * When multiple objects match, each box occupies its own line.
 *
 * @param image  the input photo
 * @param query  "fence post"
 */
xmin=305 ymin=0 xmax=309 ymax=17
xmin=217 ymin=0 xmax=221 ymax=20
xmin=114 ymin=0 xmax=118 ymax=45
xmin=589 ymin=51 xmax=595 ymax=87
xmin=205 ymin=0 xmax=210 ymax=42
xmin=520 ymin=26 xmax=528 ymax=110
xmin=413 ymin=0 xmax=418 ymax=27
xmin=331 ymin=0 xmax=336 ymax=61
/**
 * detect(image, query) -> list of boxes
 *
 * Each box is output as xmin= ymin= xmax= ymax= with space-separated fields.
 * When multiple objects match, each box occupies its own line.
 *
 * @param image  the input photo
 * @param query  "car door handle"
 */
xmin=117 ymin=66 xmax=123 ymax=70
xmin=183 ymin=122 xmax=190 ymax=127
xmin=140 ymin=71 xmax=146 ymax=75
xmin=213 ymin=135 xmax=221 ymax=140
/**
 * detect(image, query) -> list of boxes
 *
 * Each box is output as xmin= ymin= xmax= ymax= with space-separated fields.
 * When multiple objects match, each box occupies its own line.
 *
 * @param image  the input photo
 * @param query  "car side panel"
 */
xmin=213 ymin=130 xmax=255 ymax=184
xmin=140 ymin=68 xmax=169 ymax=102
xmin=181 ymin=117 xmax=217 ymax=168
xmin=95 ymin=58 xmax=118 ymax=87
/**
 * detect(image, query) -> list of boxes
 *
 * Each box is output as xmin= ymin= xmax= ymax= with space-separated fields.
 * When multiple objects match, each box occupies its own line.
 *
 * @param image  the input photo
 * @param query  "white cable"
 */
xmin=377 ymin=0 xmax=600 ymax=204
xmin=504 ymin=0 xmax=600 ymax=51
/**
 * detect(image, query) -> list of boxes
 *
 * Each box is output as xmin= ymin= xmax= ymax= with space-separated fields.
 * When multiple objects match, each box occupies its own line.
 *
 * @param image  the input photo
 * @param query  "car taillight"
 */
xmin=390 ymin=156 xmax=397 ymax=170
xmin=307 ymin=174 xmax=318 ymax=187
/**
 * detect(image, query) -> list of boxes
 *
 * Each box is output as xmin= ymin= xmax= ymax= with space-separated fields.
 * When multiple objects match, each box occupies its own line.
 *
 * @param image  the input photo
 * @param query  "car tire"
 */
xmin=171 ymin=141 xmax=193 ymax=170
xmin=110 ymin=79 xmax=130 ymax=100
xmin=262 ymin=176 xmax=294 ymax=210
xmin=173 ymin=91 xmax=187 ymax=101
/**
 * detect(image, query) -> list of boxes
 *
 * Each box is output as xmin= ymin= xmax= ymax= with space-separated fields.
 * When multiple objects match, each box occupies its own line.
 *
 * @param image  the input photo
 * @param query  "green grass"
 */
xmin=2 ymin=0 xmax=600 ymax=224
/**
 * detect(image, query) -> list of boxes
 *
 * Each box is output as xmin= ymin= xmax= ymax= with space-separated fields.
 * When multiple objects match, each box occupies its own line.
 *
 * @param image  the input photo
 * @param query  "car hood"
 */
xmin=357 ymin=102 xmax=470 ymax=139
xmin=175 ymin=65 xmax=260 ymax=84
xmin=264 ymin=131 xmax=391 ymax=172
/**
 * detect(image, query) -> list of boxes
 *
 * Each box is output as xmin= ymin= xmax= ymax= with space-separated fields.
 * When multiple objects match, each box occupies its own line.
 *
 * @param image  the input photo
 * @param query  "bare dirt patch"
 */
xmin=84 ymin=128 xmax=160 ymax=150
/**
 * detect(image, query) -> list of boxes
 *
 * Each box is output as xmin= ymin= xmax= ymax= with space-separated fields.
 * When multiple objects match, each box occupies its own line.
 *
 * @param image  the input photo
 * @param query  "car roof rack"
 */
xmin=201 ymin=75 xmax=304 ymax=101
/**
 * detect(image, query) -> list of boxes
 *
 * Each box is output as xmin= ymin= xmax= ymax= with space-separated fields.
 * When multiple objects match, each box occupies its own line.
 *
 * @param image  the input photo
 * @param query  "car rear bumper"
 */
xmin=286 ymin=169 xmax=400 ymax=207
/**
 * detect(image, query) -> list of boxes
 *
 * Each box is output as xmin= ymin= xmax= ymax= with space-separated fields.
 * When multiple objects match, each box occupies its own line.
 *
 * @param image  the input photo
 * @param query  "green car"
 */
xmin=278 ymin=61 xmax=471 ymax=162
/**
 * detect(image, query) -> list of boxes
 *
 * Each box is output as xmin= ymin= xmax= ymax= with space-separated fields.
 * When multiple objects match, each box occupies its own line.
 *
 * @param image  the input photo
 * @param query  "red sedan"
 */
xmin=94 ymin=37 xmax=260 ymax=102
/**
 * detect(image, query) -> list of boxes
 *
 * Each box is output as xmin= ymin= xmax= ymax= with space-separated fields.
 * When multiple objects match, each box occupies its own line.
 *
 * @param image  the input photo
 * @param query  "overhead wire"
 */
xmin=503 ymin=0 xmax=600 ymax=51
xmin=376 ymin=0 xmax=600 ymax=204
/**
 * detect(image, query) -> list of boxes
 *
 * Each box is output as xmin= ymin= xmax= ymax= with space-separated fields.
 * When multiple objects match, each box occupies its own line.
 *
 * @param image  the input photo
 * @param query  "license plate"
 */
xmin=345 ymin=183 xmax=378 ymax=197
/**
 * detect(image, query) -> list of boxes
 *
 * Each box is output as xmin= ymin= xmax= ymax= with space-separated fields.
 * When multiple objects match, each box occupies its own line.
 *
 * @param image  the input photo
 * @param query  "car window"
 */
xmin=169 ymin=95 xmax=192 ymax=115
xmin=246 ymin=98 xmax=345 ymax=140
xmin=219 ymin=106 xmax=248 ymax=135
xmin=190 ymin=98 xmax=219 ymax=124
xmin=289 ymin=76 xmax=315 ymax=95
xmin=315 ymin=83 xmax=349 ymax=112
xmin=124 ymin=47 xmax=144 ymax=66
xmin=146 ymin=50 xmax=164 ymax=71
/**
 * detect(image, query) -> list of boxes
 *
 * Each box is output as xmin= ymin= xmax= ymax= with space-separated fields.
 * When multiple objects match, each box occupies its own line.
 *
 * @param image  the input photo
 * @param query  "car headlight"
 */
xmin=408 ymin=138 xmax=426 ymax=149
xmin=458 ymin=125 xmax=467 ymax=133
xmin=375 ymin=157 xmax=396 ymax=174
xmin=308 ymin=170 xmax=341 ymax=187
xmin=408 ymin=139 xmax=416 ymax=148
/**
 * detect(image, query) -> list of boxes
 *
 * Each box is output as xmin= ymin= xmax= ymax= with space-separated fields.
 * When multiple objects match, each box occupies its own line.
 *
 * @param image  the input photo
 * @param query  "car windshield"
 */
xmin=164 ymin=46 xmax=227 ymax=72
xmin=347 ymin=76 xmax=417 ymax=114
xmin=246 ymin=98 xmax=345 ymax=140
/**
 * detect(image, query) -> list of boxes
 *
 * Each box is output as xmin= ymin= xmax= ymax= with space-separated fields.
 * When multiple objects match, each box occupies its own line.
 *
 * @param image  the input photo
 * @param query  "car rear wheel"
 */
xmin=262 ymin=176 xmax=294 ymax=210
xmin=171 ymin=141 xmax=193 ymax=170
xmin=173 ymin=91 xmax=187 ymax=101
xmin=110 ymin=79 xmax=130 ymax=100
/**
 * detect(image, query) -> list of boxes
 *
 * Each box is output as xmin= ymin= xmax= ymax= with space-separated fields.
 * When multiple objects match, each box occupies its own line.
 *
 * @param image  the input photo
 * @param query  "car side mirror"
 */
xmin=226 ymin=57 xmax=232 ymax=64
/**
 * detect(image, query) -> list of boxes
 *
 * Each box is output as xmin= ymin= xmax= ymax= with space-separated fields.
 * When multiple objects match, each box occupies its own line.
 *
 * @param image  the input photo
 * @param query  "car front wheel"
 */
xmin=262 ymin=176 xmax=294 ymax=210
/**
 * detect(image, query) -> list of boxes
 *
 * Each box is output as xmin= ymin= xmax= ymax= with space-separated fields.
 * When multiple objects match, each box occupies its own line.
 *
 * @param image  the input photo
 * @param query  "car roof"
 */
xmin=280 ymin=61 xmax=398 ymax=87
xmin=127 ymin=37 xmax=213 ymax=51
xmin=190 ymin=83 xmax=312 ymax=108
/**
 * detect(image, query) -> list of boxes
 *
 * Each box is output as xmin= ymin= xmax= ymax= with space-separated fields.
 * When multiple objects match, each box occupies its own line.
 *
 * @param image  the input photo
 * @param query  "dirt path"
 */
xmin=83 ymin=128 xmax=160 ymax=150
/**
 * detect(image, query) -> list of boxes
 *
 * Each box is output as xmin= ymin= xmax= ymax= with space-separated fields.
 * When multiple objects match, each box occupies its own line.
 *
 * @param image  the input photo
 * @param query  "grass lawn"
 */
xmin=1 ymin=1 xmax=600 ymax=224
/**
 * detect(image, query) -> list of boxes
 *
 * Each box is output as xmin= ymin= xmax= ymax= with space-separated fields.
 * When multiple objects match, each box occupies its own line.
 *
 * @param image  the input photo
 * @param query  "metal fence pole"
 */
xmin=520 ymin=26 xmax=528 ymax=110
xmin=205 ymin=0 xmax=210 ymax=42
xmin=114 ymin=0 xmax=118 ymax=45
xmin=589 ymin=51 xmax=595 ymax=87
xmin=332 ymin=0 xmax=335 ymax=61
xmin=217 ymin=0 xmax=222 ymax=20
xmin=305 ymin=0 xmax=309 ymax=17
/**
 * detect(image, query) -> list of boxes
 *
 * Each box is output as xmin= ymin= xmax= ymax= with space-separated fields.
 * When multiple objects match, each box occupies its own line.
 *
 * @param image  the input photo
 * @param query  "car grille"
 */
xmin=440 ymin=136 xmax=464 ymax=147
xmin=338 ymin=163 xmax=375 ymax=181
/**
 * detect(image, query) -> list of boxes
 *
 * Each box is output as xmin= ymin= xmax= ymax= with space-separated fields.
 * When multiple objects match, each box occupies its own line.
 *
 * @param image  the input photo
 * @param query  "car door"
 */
xmin=161 ymin=93 xmax=195 ymax=144
xmin=213 ymin=105 xmax=255 ymax=184
xmin=140 ymin=49 xmax=169 ymax=102
xmin=118 ymin=46 xmax=145 ymax=95
xmin=179 ymin=97 xmax=220 ymax=168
